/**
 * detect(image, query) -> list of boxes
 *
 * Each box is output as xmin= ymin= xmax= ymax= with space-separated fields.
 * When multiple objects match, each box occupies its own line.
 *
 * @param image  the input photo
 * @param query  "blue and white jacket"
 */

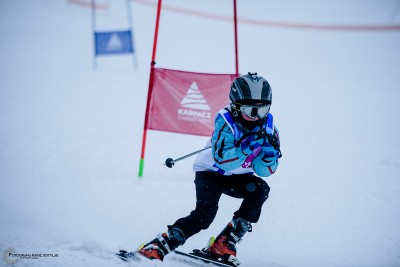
xmin=193 ymin=105 xmax=280 ymax=177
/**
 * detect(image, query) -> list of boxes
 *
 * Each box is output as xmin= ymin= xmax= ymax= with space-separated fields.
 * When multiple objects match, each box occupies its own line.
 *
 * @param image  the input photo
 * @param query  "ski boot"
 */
xmin=138 ymin=226 xmax=186 ymax=261
xmin=206 ymin=217 xmax=252 ymax=266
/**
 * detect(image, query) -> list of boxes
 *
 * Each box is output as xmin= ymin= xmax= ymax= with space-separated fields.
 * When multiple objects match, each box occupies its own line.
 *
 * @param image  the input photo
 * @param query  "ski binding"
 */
xmin=174 ymin=249 xmax=240 ymax=267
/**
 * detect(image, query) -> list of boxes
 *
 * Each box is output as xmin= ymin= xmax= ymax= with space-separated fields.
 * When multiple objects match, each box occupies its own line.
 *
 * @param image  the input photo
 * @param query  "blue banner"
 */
xmin=94 ymin=30 xmax=134 ymax=55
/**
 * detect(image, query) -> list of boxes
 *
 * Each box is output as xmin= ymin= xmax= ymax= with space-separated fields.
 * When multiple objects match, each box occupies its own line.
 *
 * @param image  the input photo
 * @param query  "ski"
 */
xmin=174 ymin=249 xmax=239 ymax=267
xmin=116 ymin=249 xmax=142 ymax=262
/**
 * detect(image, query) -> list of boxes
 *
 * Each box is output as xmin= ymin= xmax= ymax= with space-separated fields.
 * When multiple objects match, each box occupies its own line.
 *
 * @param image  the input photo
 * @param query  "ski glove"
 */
xmin=261 ymin=143 xmax=280 ymax=162
xmin=240 ymin=136 xmax=265 ymax=156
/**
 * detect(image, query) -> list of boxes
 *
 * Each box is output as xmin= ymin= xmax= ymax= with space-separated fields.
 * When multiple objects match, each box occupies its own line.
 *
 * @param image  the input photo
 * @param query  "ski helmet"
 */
xmin=229 ymin=72 xmax=272 ymax=132
xmin=229 ymin=72 xmax=272 ymax=105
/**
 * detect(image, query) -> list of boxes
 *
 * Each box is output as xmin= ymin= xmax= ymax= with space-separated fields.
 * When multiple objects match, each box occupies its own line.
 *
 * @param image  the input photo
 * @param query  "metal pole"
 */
xmin=125 ymin=0 xmax=138 ymax=69
xmin=165 ymin=147 xmax=212 ymax=168
xmin=91 ymin=0 xmax=97 ymax=69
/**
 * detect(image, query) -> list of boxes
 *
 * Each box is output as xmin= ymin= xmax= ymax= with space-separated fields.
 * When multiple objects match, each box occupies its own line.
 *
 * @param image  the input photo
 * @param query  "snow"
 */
xmin=1 ymin=0 xmax=400 ymax=266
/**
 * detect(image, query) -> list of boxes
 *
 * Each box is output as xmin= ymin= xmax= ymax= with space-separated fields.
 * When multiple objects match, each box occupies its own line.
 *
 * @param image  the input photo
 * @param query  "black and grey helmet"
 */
xmin=229 ymin=72 xmax=272 ymax=104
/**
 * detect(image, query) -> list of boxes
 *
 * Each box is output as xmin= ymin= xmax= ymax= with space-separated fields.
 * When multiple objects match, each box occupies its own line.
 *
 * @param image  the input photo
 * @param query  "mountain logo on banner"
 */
xmin=107 ymin=33 xmax=123 ymax=51
xmin=178 ymin=82 xmax=212 ymax=124
xmin=180 ymin=82 xmax=211 ymax=111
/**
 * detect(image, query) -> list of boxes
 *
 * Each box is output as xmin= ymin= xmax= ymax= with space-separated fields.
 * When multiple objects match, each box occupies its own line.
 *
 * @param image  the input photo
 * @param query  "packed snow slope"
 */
xmin=1 ymin=0 xmax=400 ymax=266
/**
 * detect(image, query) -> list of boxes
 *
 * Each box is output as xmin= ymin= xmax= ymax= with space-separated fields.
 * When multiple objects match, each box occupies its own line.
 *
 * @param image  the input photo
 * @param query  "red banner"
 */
xmin=148 ymin=68 xmax=237 ymax=136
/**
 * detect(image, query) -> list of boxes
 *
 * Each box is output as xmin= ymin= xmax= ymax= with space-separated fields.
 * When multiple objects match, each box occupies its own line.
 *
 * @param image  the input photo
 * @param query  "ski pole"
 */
xmin=165 ymin=131 xmax=262 ymax=168
xmin=165 ymin=146 xmax=212 ymax=168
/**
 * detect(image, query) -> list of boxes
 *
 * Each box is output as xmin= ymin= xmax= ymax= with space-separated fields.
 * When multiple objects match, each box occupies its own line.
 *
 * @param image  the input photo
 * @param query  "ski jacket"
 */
xmin=193 ymin=105 xmax=280 ymax=177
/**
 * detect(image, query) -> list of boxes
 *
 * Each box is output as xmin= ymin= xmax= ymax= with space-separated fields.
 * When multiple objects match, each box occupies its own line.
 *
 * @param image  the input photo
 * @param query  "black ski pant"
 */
xmin=172 ymin=171 xmax=270 ymax=240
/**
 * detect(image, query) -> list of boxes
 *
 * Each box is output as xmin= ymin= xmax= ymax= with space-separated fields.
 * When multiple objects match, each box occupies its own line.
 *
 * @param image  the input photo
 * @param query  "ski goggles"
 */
xmin=238 ymin=103 xmax=271 ymax=119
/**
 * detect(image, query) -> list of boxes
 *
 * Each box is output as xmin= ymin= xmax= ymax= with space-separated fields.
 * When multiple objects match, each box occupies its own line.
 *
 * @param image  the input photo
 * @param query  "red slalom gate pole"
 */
xmin=233 ymin=0 xmax=239 ymax=76
xmin=138 ymin=0 xmax=163 ymax=178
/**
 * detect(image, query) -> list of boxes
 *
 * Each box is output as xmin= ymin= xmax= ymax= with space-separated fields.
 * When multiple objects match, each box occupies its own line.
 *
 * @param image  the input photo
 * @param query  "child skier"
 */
xmin=121 ymin=72 xmax=281 ymax=265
